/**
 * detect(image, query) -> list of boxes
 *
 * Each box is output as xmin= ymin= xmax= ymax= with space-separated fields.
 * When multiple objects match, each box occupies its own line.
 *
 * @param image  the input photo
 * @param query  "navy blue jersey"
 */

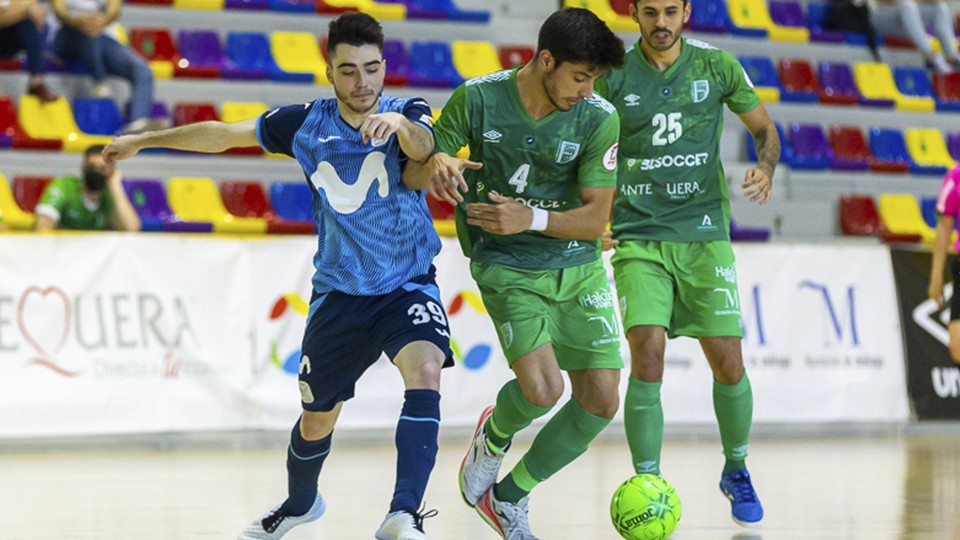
xmin=257 ymin=95 xmax=440 ymax=296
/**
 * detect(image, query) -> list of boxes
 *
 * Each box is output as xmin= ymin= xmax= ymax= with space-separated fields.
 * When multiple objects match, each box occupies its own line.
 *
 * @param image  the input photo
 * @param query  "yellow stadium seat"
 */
xmin=17 ymin=95 xmax=113 ymax=153
xmin=905 ymin=128 xmax=957 ymax=169
xmin=323 ymin=0 xmax=406 ymax=20
xmin=853 ymin=62 xmax=935 ymax=113
xmin=878 ymin=193 xmax=936 ymax=242
xmin=168 ymin=177 xmax=268 ymax=234
xmin=727 ymin=0 xmax=809 ymax=42
xmin=752 ymin=87 xmax=780 ymax=103
xmin=563 ymin=0 xmax=637 ymax=32
xmin=173 ymin=0 xmax=224 ymax=9
xmin=270 ymin=32 xmax=329 ymax=85
xmin=221 ymin=101 xmax=268 ymax=123
xmin=452 ymin=41 xmax=503 ymax=80
xmin=0 ymin=174 xmax=36 ymax=230
xmin=433 ymin=219 xmax=456 ymax=237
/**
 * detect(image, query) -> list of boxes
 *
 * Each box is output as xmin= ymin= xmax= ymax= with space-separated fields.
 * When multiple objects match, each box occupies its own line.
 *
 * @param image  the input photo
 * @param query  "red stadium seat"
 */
xmin=12 ymin=176 xmax=53 ymax=213
xmin=316 ymin=0 xmax=357 ymax=13
xmin=609 ymin=0 xmax=632 ymax=15
xmin=0 ymin=96 xmax=62 ymax=150
xmin=828 ymin=125 xmax=912 ymax=173
xmin=426 ymin=195 xmax=455 ymax=220
xmin=778 ymin=58 xmax=821 ymax=98
xmin=129 ymin=28 xmax=179 ymax=63
xmin=173 ymin=102 xmax=219 ymax=126
xmin=933 ymin=73 xmax=960 ymax=102
xmin=499 ymin=45 xmax=535 ymax=69
xmin=840 ymin=194 xmax=921 ymax=242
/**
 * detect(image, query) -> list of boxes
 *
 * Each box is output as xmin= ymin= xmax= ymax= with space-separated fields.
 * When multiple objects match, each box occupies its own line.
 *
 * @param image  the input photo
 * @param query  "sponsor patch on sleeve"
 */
xmin=602 ymin=142 xmax=619 ymax=172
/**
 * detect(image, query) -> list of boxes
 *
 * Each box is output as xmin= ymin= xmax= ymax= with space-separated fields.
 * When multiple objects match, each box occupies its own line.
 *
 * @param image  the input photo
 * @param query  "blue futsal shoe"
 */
xmin=719 ymin=469 xmax=764 ymax=526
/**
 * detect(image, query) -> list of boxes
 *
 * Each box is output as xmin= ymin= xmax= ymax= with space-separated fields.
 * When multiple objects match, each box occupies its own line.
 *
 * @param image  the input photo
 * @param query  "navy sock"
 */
xmin=390 ymin=389 xmax=441 ymax=514
xmin=280 ymin=418 xmax=331 ymax=516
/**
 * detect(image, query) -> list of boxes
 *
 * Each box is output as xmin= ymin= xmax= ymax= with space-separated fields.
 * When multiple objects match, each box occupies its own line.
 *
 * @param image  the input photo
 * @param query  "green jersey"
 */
xmin=37 ymin=176 xmax=115 ymax=230
xmin=434 ymin=68 xmax=621 ymax=271
xmin=596 ymin=38 xmax=760 ymax=242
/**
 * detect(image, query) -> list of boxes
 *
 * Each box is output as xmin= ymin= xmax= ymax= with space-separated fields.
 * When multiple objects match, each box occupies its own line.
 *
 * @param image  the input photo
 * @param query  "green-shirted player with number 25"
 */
xmin=404 ymin=8 xmax=625 ymax=540
xmin=594 ymin=0 xmax=781 ymax=527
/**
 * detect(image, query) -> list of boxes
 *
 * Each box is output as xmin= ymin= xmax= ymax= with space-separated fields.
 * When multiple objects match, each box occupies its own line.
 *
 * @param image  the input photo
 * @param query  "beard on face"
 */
xmin=643 ymin=24 xmax=683 ymax=51
xmin=334 ymin=85 xmax=383 ymax=115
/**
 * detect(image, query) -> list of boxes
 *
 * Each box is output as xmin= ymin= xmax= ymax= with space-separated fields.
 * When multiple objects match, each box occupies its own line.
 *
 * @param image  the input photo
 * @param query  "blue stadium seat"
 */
xmin=894 ymin=66 xmax=960 ymax=113
xmin=224 ymin=31 xmax=312 ymax=83
xmin=921 ymin=196 xmax=939 ymax=228
xmin=73 ymin=98 xmax=123 ymax=136
xmin=267 ymin=0 xmax=315 ymax=11
xmin=408 ymin=41 xmax=462 ymax=88
xmin=270 ymin=182 xmax=314 ymax=222
xmin=869 ymin=127 xmax=941 ymax=176
xmin=689 ymin=0 xmax=730 ymax=33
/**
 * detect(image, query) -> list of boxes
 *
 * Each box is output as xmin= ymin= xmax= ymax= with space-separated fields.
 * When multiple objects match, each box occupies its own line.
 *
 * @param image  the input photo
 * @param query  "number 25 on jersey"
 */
xmin=652 ymin=112 xmax=682 ymax=146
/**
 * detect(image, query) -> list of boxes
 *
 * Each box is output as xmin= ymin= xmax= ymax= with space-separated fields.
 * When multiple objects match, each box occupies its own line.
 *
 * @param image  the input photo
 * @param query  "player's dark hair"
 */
xmin=84 ymin=145 xmax=106 ymax=159
xmin=536 ymin=8 xmax=625 ymax=71
xmin=327 ymin=12 xmax=385 ymax=55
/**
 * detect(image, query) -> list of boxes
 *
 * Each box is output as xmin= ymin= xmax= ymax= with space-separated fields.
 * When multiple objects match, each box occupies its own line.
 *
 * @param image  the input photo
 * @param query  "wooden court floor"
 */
xmin=1 ymin=427 xmax=958 ymax=540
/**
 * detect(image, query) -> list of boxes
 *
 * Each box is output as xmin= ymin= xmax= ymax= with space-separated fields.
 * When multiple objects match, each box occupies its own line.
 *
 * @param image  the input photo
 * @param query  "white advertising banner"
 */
xmin=0 ymin=236 xmax=908 ymax=438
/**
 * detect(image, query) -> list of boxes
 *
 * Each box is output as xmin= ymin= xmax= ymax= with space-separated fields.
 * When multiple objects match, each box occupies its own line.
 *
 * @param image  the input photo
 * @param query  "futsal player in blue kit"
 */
xmin=102 ymin=13 xmax=451 ymax=540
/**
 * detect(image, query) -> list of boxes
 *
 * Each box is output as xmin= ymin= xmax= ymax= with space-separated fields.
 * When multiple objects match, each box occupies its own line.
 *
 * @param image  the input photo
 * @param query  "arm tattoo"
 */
xmin=753 ymin=126 xmax=780 ymax=177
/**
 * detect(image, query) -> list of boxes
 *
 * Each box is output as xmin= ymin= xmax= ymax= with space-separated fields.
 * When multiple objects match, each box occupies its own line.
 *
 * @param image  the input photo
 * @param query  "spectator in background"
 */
xmin=50 ymin=0 xmax=168 ymax=134
xmin=0 ymin=0 xmax=59 ymax=101
xmin=869 ymin=0 xmax=960 ymax=74
xmin=35 ymin=144 xmax=140 ymax=231
xmin=929 ymin=163 xmax=960 ymax=364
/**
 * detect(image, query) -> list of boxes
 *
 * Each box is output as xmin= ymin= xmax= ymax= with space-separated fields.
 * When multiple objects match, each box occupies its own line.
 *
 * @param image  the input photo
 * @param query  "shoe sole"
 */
xmin=474 ymin=491 xmax=506 ymax=539
xmin=719 ymin=485 xmax=763 ymax=527
xmin=459 ymin=405 xmax=495 ymax=508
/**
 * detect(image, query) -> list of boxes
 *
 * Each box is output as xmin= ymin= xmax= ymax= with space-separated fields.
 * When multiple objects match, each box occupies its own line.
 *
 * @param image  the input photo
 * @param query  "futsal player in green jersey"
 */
xmin=404 ymin=8 xmax=624 ymax=540
xmin=594 ymin=0 xmax=780 ymax=526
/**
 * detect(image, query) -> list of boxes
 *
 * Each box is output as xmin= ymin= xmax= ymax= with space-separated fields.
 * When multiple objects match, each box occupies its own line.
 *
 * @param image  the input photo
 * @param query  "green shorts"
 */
xmin=470 ymin=258 xmax=623 ymax=371
xmin=611 ymin=240 xmax=743 ymax=339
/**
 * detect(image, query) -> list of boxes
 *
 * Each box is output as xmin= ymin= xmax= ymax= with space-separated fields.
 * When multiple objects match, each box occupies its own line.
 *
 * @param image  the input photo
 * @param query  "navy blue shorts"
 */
xmin=298 ymin=268 xmax=454 ymax=412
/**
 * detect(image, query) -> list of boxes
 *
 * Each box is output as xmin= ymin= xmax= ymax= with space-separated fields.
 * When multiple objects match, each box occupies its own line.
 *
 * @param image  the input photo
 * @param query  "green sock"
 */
xmin=624 ymin=377 xmax=663 ymax=475
xmin=713 ymin=372 xmax=753 ymax=474
xmin=485 ymin=379 xmax=552 ymax=449
xmin=495 ymin=398 xmax=612 ymax=504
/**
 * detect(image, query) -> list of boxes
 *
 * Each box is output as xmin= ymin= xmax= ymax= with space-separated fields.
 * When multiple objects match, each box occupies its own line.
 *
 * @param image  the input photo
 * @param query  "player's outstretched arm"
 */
xmin=466 ymin=186 xmax=615 ymax=240
xmin=102 ymin=118 xmax=259 ymax=162
xmin=739 ymin=103 xmax=779 ymax=206
xmin=402 ymin=152 xmax=480 ymax=204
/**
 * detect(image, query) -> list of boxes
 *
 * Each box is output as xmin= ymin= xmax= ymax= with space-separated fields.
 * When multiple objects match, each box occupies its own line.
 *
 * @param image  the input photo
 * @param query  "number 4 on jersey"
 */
xmin=652 ymin=112 xmax=682 ymax=146
xmin=508 ymin=163 xmax=531 ymax=193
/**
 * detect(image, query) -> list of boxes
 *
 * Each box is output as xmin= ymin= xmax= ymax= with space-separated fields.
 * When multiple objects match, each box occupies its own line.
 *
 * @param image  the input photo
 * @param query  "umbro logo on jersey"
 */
xmin=624 ymin=94 xmax=641 ymax=106
xmin=483 ymin=130 xmax=503 ymax=143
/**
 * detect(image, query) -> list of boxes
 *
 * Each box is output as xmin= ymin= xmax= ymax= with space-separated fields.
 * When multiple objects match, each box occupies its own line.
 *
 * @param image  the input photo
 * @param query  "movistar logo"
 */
xmin=309 ymin=152 xmax=389 ymax=214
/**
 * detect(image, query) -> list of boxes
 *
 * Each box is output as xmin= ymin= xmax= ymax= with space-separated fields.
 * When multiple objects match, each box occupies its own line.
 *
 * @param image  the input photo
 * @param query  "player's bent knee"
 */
xmin=581 ymin=394 xmax=619 ymax=419
xmin=523 ymin=383 xmax=563 ymax=409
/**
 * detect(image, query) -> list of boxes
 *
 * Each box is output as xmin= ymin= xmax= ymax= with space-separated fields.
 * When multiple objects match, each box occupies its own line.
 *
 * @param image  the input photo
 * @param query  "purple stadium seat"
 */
xmin=123 ymin=179 xmax=214 ymax=232
xmin=817 ymin=62 xmax=859 ymax=105
xmin=947 ymin=132 xmax=960 ymax=161
xmin=730 ymin=220 xmax=771 ymax=241
xmin=383 ymin=39 xmax=409 ymax=86
xmin=408 ymin=41 xmax=462 ymax=88
xmin=769 ymin=0 xmax=806 ymax=29
xmin=806 ymin=2 xmax=845 ymax=42
xmin=175 ymin=30 xmax=223 ymax=79
xmin=689 ymin=0 xmax=730 ymax=33
xmin=788 ymin=123 xmax=832 ymax=170
xmin=384 ymin=0 xmax=489 ymax=22
xmin=225 ymin=0 xmax=268 ymax=8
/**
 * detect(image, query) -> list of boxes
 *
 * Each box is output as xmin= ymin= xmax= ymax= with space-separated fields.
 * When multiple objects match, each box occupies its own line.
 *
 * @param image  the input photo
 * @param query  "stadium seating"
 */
xmin=738 ymin=56 xmax=782 ymax=102
xmin=878 ymin=193 xmax=936 ymax=242
xmin=689 ymin=0 xmax=731 ymax=33
xmin=268 ymin=0 xmax=316 ymax=12
xmin=855 ymin=62 xmax=933 ymax=111
xmin=129 ymin=28 xmax=178 ymax=79
xmin=870 ymin=128 xmax=934 ymax=175
xmin=270 ymin=31 xmax=330 ymax=85
xmin=828 ymin=124 xmax=909 ymax=173
xmin=921 ymin=196 xmax=938 ymax=228
xmin=73 ymin=99 xmax=124 ymax=136
xmin=409 ymin=41 xmax=462 ymax=87
xmin=904 ymin=128 xmax=955 ymax=174
xmin=932 ymin=73 xmax=960 ymax=107
xmin=168 ymin=177 xmax=268 ymax=233
xmin=319 ymin=0 xmax=407 ymax=20
xmin=127 ymin=0 xmax=172 ymax=6
xmin=221 ymin=102 xmax=267 ymax=155
xmin=269 ymin=182 xmax=314 ymax=223
xmin=0 ymin=174 xmax=37 ymax=229
xmin=223 ymin=32 xmax=278 ymax=80
xmin=817 ymin=62 xmax=860 ymax=106
xmin=452 ymin=41 xmax=502 ymax=80
xmin=175 ymin=30 xmax=224 ymax=78
xmin=777 ymin=58 xmax=820 ymax=102
xmin=0 ymin=96 xmax=61 ymax=150
xmin=220 ymin=181 xmax=314 ymax=233
xmin=947 ymin=133 xmax=960 ymax=162
xmin=123 ymin=178 xmax=214 ymax=232
xmin=894 ymin=67 xmax=960 ymax=113
xmin=746 ymin=122 xmax=798 ymax=168
xmin=729 ymin=220 xmax=771 ymax=241
xmin=805 ymin=2 xmax=845 ymax=43
xmin=383 ymin=40 xmax=410 ymax=86
xmin=401 ymin=0 xmax=489 ymax=22
xmin=786 ymin=123 xmax=833 ymax=170
xmin=839 ymin=194 xmax=923 ymax=241
xmin=768 ymin=0 xmax=808 ymax=32
xmin=173 ymin=102 xmax=219 ymax=126
xmin=562 ymin=0 xmax=635 ymax=31
xmin=12 ymin=176 xmax=52 ymax=214
xmin=173 ymin=0 xmax=224 ymax=9
xmin=499 ymin=45 xmax=535 ymax=69
xmin=225 ymin=0 xmax=268 ymax=9
xmin=728 ymin=0 xmax=809 ymax=41
xmin=18 ymin=95 xmax=113 ymax=152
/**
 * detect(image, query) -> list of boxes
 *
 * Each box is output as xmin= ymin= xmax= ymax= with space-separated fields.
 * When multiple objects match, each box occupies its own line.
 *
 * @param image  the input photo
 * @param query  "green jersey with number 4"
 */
xmin=596 ymin=38 xmax=760 ymax=242
xmin=434 ymin=68 xmax=621 ymax=271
